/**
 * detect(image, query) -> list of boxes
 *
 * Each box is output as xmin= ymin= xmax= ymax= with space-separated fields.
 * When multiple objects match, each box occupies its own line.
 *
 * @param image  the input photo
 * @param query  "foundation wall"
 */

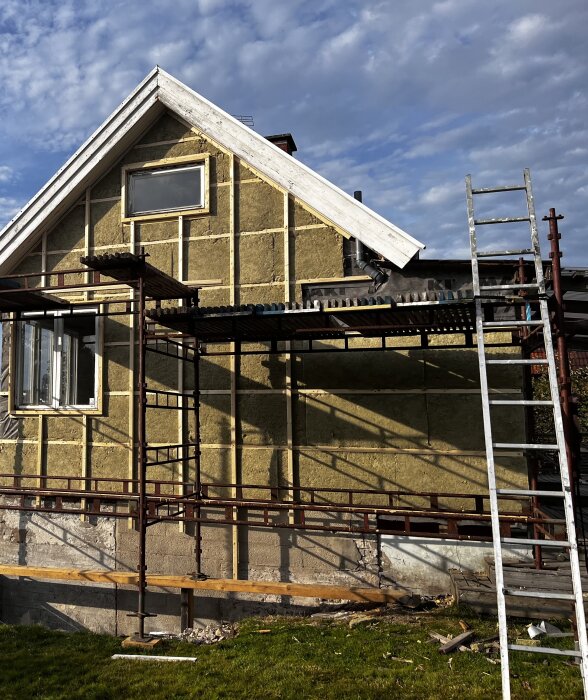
xmin=380 ymin=536 xmax=533 ymax=594
xmin=0 ymin=112 xmax=528 ymax=632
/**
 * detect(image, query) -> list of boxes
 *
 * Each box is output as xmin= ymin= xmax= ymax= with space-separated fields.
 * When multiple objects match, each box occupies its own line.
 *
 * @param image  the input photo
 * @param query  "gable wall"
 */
xmin=0 ymin=113 xmax=527 ymax=598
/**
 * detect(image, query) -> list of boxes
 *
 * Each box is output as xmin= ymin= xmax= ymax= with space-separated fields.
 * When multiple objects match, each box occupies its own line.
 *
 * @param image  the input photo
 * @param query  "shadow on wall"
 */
xmin=0 ymin=316 xmax=528 ymax=608
xmin=0 ymin=577 xmax=358 ymax=633
xmin=0 ymin=315 xmax=527 ymax=486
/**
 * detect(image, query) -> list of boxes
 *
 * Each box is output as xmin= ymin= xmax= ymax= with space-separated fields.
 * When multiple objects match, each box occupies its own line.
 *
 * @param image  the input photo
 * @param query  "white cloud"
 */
xmin=0 ymin=167 xmax=14 ymax=183
xmin=420 ymin=183 xmax=460 ymax=206
xmin=507 ymin=14 xmax=548 ymax=43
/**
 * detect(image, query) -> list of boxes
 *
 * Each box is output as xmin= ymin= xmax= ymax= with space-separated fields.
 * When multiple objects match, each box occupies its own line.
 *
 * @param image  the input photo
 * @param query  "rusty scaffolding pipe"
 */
xmin=543 ymin=209 xmax=576 ymax=502
xmin=133 ymin=272 xmax=153 ymax=641
xmin=192 ymin=290 xmax=205 ymax=579
xmin=517 ymin=257 xmax=543 ymax=569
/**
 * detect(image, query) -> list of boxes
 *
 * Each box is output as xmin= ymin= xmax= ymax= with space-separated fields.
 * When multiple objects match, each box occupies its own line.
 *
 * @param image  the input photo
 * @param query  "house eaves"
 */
xmin=0 ymin=67 xmax=425 ymax=274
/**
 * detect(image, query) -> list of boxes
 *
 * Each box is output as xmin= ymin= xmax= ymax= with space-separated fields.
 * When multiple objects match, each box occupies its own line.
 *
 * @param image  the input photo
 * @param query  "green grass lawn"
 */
xmin=0 ymin=609 xmax=582 ymax=700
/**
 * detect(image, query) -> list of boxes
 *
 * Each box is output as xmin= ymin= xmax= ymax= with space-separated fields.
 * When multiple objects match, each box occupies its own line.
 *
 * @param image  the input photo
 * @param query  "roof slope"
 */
xmin=0 ymin=67 xmax=424 ymax=273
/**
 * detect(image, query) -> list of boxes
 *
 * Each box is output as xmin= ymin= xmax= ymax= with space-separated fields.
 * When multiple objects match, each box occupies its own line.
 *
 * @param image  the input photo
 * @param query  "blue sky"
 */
xmin=0 ymin=0 xmax=586 ymax=263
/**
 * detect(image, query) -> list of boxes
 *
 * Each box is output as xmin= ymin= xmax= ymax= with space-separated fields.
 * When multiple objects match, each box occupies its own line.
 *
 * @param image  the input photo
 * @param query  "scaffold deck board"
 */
xmin=81 ymin=252 xmax=195 ymax=300
xmin=0 ymin=565 xmax=409 ymax=603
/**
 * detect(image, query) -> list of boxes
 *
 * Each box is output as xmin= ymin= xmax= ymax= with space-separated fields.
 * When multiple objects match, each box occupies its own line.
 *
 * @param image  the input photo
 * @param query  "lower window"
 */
xmin=16 ymin=310 xmax=99 ymax=410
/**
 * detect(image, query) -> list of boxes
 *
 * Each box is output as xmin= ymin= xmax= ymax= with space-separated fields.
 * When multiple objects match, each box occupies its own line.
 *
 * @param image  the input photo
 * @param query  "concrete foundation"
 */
xmin=380 ymin=535 xmax=533 ymax=594
xmin=0 ymin=505 xmax=534 ymax=633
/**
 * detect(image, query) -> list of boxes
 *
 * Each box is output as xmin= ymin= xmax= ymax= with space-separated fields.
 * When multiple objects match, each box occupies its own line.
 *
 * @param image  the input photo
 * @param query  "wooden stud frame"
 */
xmin=81 ymin=187 xmax=92 ymax=517
xmin=128 ymin=220 xmax=137 ymax=527
xmin=284 ymin=193 xmax=296 ymax=523
xmin=229 ymin=153 xmax=239 ymax=579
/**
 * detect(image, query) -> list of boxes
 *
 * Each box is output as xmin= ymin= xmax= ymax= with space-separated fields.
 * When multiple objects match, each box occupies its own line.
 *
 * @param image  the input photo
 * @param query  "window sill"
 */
xmin=121 ymin=205 xmax=209 ymax=224
xmin=11 ymin=407 xmax=103 ymax=417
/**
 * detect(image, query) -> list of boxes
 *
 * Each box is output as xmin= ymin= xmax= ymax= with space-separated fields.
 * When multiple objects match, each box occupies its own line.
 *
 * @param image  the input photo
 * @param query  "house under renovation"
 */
xmin=0 ymin=70 xmax=584 ymax=676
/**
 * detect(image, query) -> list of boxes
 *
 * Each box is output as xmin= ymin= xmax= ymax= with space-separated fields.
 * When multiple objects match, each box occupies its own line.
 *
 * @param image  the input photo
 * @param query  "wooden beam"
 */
xmin=35 ymin=416 xmax=44 ymax=507
xmin=177 ymin=215 xmax=186 ymax=533
xmin=180 ymin=587 xmax=194 ymax=631
xmin=81 ymin=187 xmax=92 ymax=520
xmin=284 ymin=193 xmax=296 ymax=524
xmin=229 ymin=153 xmax=239 ymax=579
xmin=41 ymin=232 xmax=47 ymax=287
xmin=127 ymin=220 xmax=136 ymax=528
xmin=0 ymin=565 xmax=409 ymax=602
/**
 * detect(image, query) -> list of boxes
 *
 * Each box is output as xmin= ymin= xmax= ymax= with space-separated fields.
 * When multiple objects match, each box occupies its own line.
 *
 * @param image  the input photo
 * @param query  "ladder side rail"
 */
xmin=466 ymin=175 xmax=481 ymax=297
xmin=539 ymin=298 xmax=588 ymax=682
xmin=475 ymin=300 xmax=512 ymax=698
xmin=523 ymin=169 xmax=546 ymax=294
xmin=468 ymin=174 xmax=511 ymax=697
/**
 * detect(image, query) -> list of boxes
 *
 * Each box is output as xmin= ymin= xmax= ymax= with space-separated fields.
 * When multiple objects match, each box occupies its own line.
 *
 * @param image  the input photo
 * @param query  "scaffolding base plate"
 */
xmin=122 ymin=636 xmax=161 ymax=649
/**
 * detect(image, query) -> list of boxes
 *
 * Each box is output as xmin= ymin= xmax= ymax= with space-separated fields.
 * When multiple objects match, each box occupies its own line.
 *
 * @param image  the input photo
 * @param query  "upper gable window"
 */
xmin=128 ymin=164 xmax=204 ymax=216
xmin=121 ymin=154 xmax=210 ymax=222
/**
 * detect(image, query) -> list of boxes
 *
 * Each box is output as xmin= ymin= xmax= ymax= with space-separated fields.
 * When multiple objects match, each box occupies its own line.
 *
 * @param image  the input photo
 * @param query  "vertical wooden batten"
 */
xmin=35 ymin=416 xmax=44 ymax=508
xmin=81 ymin=188 xmax=92 ymax=519
xmin=128 ymin=220 xmax=136 ymax=528
xmin=229 ymin=153 xmax=239 ymax=579
xmin=284 ymin=194 xmax=295 ymax=523
xmin=36 ymin=225 xmax=49 ymax=507
xmin=40 ymin=232 xmax=47 ymax=288
xmin=177 ymin=215 xmax=186 ymax=532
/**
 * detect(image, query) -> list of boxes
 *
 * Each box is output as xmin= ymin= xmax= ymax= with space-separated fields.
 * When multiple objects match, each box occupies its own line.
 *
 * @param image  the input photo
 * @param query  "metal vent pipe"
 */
xmin=353 ymin=190 xmax=388 ymax=286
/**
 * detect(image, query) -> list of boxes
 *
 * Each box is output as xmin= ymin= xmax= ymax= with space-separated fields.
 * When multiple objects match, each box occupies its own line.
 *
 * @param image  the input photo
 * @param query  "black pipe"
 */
xmin=353 ymin=191 xmax=388 ymax=286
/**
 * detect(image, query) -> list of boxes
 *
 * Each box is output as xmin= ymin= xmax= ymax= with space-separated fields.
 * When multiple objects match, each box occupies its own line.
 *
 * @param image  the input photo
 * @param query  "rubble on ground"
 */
xmin=180 ymin=623 xmax=238 ymax=645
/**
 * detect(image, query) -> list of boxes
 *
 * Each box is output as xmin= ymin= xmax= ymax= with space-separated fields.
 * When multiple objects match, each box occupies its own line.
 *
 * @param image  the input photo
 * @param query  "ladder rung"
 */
xmin=486 ymin=359 xmax=549 ymax=365
xmin=501 ymin=537 xmax=570 ymax=547
xmin=476 ymin=248 xmax=534 ymax=257
xmin=474 ymin=217 xmax=530 ymax=225
xmin=471 ymin=185 xmax=527 ymax=194
xmin=508 ymin=644 xmax=581 ymax=657
xmin=490 ymin=399 xmax=553 ymax=407
xmin=503 ymin=589 xmax=576 ymax=601
xmin=482 ymin=320 xmax=543 ymax=328
xmin=496 ymin=488 xmax=565 ymax=497
xmin=493 ymin=442 xmax=558 ymax=450
xmin=480 ymin=283 xmax=539 ymax=292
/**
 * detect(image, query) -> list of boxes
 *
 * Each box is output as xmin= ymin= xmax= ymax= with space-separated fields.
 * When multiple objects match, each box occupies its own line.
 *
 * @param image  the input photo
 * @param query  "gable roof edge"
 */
xmin=0 ymin=69 xmax=163 ymax=271
xmin=157 ymin=69 xmax=424 ymax=268
xmin=0 ymin=67 xmax=425 ymax=273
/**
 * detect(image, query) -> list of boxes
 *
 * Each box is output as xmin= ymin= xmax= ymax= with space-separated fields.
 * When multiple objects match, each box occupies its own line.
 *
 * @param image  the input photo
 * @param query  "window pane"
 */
xmin=19 ymin=320 xmax=54 ymax=406
xmin=60 ymin=315 xmax=96 ymax=406
xmin=128 ymin=165 xmax=203 ymax=215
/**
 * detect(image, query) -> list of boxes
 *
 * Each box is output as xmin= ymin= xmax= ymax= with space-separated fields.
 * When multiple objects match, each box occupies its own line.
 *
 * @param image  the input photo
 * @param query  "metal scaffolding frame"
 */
xmin=0 ymin=250 xmax=575 ymax=641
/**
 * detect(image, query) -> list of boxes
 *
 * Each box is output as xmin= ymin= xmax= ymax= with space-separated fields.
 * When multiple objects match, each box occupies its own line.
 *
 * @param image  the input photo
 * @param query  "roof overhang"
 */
xmin=0 ymin=67 xmax=425 ymax=274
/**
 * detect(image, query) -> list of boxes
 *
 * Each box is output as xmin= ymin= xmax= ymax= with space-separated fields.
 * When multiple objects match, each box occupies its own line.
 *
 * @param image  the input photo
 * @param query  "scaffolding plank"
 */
xmin=147 ymin=297 xmax=477 ymax=341
xmin=81 ymin=253 xmax=196 ymax=300
xmin=0 ymin=565 xmax=409 ymax=602
xmin=0 ymin=280 xmax=67 ymax=312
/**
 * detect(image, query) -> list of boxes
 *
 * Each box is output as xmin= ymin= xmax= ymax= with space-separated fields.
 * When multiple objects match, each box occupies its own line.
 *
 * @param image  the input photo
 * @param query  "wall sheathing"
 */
xmin=0 ymin=113 xmax=527 ymax=631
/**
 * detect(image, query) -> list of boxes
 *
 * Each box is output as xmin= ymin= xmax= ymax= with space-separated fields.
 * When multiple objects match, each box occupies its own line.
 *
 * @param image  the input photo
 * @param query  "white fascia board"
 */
xmin=0 ymin=69 xmax=163 ymax=271
xmin=0 ymin=66 xmax=425 ymax=273
xmin=157 ymin=70 xmax=425 ymax=269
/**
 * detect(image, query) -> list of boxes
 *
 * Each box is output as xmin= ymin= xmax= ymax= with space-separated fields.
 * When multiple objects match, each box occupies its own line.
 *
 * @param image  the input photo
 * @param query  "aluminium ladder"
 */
xmin=466 ymin=168 xmax=588 ymax=700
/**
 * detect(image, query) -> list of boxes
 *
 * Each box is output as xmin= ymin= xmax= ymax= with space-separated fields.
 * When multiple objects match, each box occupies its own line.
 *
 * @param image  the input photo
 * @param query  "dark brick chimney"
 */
xmin=265 ymin=133 xmax=297 ymax=156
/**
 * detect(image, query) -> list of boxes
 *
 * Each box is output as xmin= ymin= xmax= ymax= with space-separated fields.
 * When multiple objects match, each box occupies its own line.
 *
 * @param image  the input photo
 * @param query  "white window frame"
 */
xmin=121 ymin=153 xmax=210 ymax=223
xmin=13 ymin=308 xmax=102 ymax=413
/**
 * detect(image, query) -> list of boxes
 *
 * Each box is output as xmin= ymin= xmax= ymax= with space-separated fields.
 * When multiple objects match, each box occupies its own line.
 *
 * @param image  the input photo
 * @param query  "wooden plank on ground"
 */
xmin=438 ymin=630 xmax=475 ymax=654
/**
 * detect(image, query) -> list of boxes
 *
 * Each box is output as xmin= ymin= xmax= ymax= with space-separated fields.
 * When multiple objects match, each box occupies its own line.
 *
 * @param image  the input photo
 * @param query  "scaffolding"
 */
xmin=0 ymin=250 xmax=574 ymax=641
